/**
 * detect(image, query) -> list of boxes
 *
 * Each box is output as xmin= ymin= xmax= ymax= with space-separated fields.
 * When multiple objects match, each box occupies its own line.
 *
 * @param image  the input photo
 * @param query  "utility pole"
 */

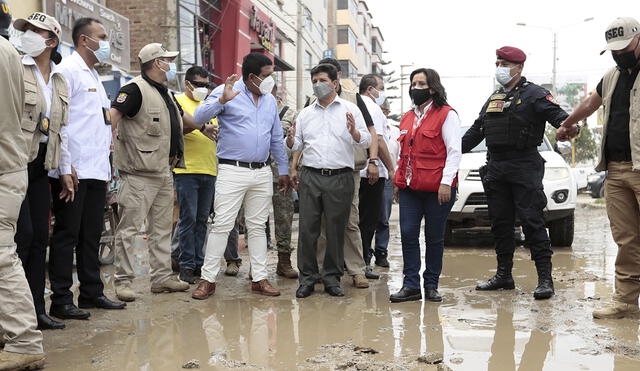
xmin=399 ymin=64 xmax=413 ymax=113
xmin=296 ymin=0 xmax=304 ymax=111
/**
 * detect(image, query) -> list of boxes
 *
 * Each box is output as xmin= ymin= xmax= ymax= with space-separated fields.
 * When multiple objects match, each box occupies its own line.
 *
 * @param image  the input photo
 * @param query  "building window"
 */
xmin=337 ymin=0 xmax=357 ymax=20
xmin=337 ymin=25 xmax=357 ymax=51
xmin=318 ymin=22 xmax=325 ymax=43
xmin=338 ymin=59 xmax=357 ymax=80
xmin=304 ymin=7 xmax=312 ymax=33
xmin=305 ymin=51 xmax=313 ymax=71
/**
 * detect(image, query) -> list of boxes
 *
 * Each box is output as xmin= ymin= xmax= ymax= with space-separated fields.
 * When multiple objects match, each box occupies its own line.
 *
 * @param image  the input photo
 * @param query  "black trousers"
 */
xmin=49 ymin=177 xmax=107 ymax=306
xmin=297 ymin=168 xmax=354 ymax=287
xmin=15 ymin=144 xmax=50 ymax=315
xmin=483 ymin=153 xmax=552 ymax=262
xmin=358 ymin=177 xmax=386 ymax=264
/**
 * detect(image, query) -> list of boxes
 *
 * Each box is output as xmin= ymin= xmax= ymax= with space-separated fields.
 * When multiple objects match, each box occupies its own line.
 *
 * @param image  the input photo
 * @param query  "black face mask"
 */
xmin=410 ymin=88 xmax=432 ymax=106
xmin=613 ymin=49 xmax=639 ymax=69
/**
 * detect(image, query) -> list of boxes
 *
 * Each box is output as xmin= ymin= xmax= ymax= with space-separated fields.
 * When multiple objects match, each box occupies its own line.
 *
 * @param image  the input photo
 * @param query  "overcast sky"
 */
xmin=368 ymin=0 xmax=637 ymax=125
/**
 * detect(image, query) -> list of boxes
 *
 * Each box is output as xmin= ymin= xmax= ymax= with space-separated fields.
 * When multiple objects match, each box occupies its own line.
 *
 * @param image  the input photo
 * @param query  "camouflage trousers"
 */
xmin=272 ymin=182 xmax=294 ymax=253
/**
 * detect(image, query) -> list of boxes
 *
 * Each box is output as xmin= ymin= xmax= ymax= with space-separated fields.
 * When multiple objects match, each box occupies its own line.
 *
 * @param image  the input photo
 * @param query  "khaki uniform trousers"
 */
xmin=114 ymin=172 xmax=174 ymax=286
xmin=317 ymin=171 xmax=366 ymax=276
xmin=606 ymin=161 xmax=640 ymax=305
xmin=0 ymin=170 xmax=43 ymax=354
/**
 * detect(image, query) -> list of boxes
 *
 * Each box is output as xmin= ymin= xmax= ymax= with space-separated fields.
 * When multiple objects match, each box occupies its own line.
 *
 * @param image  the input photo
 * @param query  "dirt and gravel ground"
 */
xmin=38 ymin=195 xmax=639 ymax=370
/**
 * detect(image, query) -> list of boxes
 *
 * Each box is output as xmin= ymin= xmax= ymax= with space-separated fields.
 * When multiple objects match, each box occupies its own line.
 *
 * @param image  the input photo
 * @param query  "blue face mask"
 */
xmin=160 ymin=60 xmax=177 ymax=81
xmin=85 ymin=35 xmax=111 ymax=63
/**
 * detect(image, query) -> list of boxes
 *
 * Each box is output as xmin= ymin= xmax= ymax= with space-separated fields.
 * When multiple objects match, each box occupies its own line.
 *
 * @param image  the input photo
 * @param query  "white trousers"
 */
xmin=201 ymin=164 xmax=273 ymax=283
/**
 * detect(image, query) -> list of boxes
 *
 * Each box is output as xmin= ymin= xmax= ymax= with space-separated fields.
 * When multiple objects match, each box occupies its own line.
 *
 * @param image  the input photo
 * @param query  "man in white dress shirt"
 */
xmin=287 ymin=63 xmax=371 ymax=298
xmin=357 ymin=74 xmax=396 ymax=269
xmin=48 ymin=18 xmax=125 ymax=321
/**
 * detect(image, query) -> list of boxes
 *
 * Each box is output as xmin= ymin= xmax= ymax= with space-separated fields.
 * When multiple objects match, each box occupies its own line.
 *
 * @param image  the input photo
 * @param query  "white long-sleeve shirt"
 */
xmin=291 ymin=95 xmax=371 ymax=169
xmin=359 ymin=94 xmax=389 ymax=179
xmin=49 ymin=51 xmax=111 ymax=181
xmin=413 ymin=103 xmax=462 ymax=186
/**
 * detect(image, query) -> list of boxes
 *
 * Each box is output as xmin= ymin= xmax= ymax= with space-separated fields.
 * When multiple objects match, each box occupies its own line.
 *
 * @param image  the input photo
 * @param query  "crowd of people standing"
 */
xmin=1 ymin=4 xmax=640 ymax=370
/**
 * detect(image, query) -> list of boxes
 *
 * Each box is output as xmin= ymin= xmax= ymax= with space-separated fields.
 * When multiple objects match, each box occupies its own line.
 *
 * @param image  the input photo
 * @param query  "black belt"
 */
xmin=303 ymin=166 xmax=351 ymax=176
xmin=219 ymin=158 xmax=270 ymax=169
xmin=489 ymin=148 xmax=538 ymax=161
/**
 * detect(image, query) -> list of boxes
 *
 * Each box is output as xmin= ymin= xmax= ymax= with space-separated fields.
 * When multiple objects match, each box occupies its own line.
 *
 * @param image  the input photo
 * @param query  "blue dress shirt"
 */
xmin=194 ymin=79 xmax=288 ymax=176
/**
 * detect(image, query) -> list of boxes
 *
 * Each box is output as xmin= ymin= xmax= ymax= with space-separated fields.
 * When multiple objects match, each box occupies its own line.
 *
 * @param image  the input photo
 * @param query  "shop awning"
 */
xmin=274 ymin=55 xmax=295 ymax=72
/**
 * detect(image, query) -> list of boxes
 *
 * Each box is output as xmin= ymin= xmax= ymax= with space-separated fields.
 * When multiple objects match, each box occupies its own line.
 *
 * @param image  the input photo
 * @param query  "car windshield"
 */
xmin=461 ymin=126 xmax=551 ymax=153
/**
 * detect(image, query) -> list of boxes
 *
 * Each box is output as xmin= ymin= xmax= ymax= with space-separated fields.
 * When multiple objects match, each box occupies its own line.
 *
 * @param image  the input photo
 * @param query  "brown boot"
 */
xmin=251 ymin=279 xmax=281 ymax=296
xmin=192 ymin=280 xmax=216 ymax=300
xmin=0 ymin=350 xmax=45 ymax=371
xmin=276 ymin=252 xmax=298 ymax=279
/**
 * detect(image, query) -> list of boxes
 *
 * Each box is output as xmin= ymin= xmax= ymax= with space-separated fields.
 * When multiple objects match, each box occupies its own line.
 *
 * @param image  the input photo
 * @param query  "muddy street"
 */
xmin=39 ymin=199 xmax=639 ymax=371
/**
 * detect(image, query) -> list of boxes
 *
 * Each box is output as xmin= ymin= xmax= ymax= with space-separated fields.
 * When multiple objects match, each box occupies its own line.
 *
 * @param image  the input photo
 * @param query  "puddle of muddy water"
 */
xmin=40 ymin=207 xmax=640 ymax=371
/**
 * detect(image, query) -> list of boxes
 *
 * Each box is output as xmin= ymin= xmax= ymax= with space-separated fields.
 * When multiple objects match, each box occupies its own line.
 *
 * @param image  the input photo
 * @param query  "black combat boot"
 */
xmin=476 ymin=254 xmax=515 ymax=291
xmin=533 ymin=259 xmax=554 ymax=300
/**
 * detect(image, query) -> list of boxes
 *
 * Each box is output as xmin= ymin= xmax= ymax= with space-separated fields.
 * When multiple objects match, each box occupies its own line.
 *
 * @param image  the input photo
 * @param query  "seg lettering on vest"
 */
xmin=113 ymin=76 xmax=185 ymax=175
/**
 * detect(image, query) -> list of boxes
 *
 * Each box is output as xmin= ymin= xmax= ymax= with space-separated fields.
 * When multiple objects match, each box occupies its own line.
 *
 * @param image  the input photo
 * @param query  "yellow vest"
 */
xmin=173 ymin=93 xmax=217 ymax=176
xmin=113 ymin=76 xmax=185 ymax=175
xmin=596 ymin=67 xmax=640 ymax=172
xmin=22 ymin=63 xmax=69 ymax=170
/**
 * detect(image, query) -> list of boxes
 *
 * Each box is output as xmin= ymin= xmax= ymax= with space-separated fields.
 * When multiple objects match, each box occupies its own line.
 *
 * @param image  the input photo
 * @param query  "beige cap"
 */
xmin=600 ymin=17 xmax=640 ymax=54
xmin=13 ymin=12 xmax=61 ymax=38
xmin=138 ymin=43 xmax=179 ymax=63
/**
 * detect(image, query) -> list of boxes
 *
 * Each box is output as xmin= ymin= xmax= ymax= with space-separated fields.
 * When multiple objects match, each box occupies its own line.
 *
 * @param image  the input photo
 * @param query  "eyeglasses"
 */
xmin=187 ymin=80 xmax=215 ymax=89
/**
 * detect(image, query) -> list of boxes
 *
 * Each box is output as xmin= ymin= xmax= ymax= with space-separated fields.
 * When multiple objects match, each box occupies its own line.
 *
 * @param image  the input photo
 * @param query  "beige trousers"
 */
xmin=114 ymin=172 xmax=174 ymax=286
xmin=0 ymin=170 xmax=43 ymax=354
xmin=317 ymin=171 xmax=366 ymax=276
xmin=606 ymin=162 xmax=640 ymax=305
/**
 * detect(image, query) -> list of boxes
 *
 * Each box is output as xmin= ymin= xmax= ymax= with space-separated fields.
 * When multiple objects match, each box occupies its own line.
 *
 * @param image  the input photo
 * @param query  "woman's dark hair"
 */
xmin=409 ymin=68 xmax=448 ymax=107
xmin=241 ymin=53 xmax=273 ymax=80
xmin=310 ymin=63 xmax=338 ymax=81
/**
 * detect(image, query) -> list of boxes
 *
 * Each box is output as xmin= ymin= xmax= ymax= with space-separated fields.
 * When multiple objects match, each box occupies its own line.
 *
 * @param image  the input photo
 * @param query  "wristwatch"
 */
xmin=368 ymin=158 xmax=379 ymax=166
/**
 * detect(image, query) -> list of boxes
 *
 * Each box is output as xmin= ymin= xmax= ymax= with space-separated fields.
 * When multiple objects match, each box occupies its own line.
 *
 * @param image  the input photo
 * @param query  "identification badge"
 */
xmin=486 ymin=100 xmax=505 ymax=113
xmin=103 ymin=107 xmax=112 ymax=126
xmin=490 ymin=93 xmax=507 ymax=100
xmin=37 ymin=113 xmax=50 ymax=136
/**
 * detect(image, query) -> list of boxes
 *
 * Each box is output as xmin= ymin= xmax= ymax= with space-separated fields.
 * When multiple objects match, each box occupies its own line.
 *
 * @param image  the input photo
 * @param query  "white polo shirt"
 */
xmin=359 ymin=95 xmax=389 ymax=179
xmin=49 ymin=51 xmax=111 ymax=181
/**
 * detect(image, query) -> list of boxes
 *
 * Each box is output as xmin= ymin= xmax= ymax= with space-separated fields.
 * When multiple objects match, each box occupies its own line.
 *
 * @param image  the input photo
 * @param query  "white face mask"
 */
xmin=192 ymin=87 xmax=209 ymax=102
xmin=254 ymin=75 xmax=275 ymax=95
xmin=495 ymin=66 xmax=514 ymax=86
xmin=374 ymin=88 xmax=386 ymax=105
xmin=21 ymin=30 xmax=49 ymax=57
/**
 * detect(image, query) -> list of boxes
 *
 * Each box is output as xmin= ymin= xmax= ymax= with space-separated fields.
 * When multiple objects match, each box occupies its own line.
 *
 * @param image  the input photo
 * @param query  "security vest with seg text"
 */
xmin=113 ymin=76 xmax=185 ymax=175
xmin=596 ymin=66 xmax=640 ymax=172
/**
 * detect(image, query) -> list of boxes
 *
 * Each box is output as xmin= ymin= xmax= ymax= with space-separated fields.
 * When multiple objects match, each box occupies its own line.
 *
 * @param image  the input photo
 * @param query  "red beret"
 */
xmin=496 ymin=46 xmax=526 ymax=63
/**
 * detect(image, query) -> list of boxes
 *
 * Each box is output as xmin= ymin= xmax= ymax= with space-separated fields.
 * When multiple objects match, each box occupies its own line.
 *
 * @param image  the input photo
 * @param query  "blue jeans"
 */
xmin=175 ymin=174 xmax=216 ymax=270
xmin=399 ymin=187 xmax=457 ymax=289
xmin=374 ymin=178 xmax=394 ymax=256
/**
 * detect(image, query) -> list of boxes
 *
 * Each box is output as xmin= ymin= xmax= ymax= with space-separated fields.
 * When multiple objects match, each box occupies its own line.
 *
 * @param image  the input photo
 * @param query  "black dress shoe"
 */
xmin=179 ymin=268 xmax=196 ymax=284
xmin=78 ymin=296 xmax=126 ymax=310
xmin=475 ymin=274 xmax=515 ymax=291
xmin=37 ymin=314 xmax=65 ymax=330
xmin=390 ymin=287 xmax=422 ymax=303
xmin=365 ymin=267 xmax=380 ymax=280
xmin=424 ymin=288 xmax=442 ymax=302
xmin=50 ymin=304 xmax=91 ymax=320
xmin=194 ymin=266 xmax=202 ymax=277
xmin=324 ymin=286 xmax=345 ymax=297
xmin=296 ymin=285 xmax=314 ymax=298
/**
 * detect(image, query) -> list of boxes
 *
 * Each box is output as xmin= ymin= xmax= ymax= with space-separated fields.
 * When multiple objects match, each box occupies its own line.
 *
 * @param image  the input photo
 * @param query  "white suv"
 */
xmin=447 ymin=127 xmax=577 ymax=247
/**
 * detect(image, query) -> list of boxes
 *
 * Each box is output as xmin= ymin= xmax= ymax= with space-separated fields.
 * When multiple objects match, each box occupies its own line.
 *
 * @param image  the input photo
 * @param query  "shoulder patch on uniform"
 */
xmin=400 ymin=129 xmax=408 ymax=135
xmin=545 ymin=94 xmax=560 ymax=105
xmin=116 ymin=93 xmax=128 ymax=104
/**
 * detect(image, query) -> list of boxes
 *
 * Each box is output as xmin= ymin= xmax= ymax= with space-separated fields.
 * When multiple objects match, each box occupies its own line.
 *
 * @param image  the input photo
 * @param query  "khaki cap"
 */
xmin=13 ymin=12 xmax=61 ymax=38
xmin=600 ymin=17 xmax=640 ymax=54
xmin=138 ymin=43 xmax=179 ymax=64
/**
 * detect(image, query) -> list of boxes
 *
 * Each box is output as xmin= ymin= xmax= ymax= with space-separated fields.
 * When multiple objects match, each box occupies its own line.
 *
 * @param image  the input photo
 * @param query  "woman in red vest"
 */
xmin=390 ymin=68 xmax=461 ymax=303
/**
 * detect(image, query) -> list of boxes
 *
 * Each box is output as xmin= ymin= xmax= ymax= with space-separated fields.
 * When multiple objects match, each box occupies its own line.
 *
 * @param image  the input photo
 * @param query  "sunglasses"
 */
xmin=187 ymin=80 xmax=215 ymax=89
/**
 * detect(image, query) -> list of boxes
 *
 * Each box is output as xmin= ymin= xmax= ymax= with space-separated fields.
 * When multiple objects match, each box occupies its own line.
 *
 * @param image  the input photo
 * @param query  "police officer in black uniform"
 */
xmin=462 ymin=46 xmax=569 ymax=300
